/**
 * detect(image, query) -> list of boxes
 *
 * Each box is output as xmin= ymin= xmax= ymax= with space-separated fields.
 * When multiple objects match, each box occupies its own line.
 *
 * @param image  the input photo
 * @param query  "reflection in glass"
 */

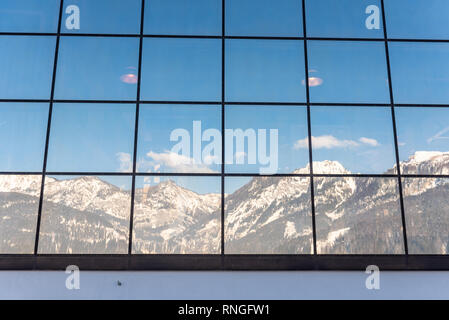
xmin=226 ymin=39 xmax=306 ymax=102
xmin=0 ymin=0 xmax=59 ymax=33
xmin=310 ymin=106 xmax=396 ymax=174
xmin=46 ymin=103 xmax=135 ymax=173
xmin=38 ymin=176 xmax=131 ymax=254
xmin=226 ymin=0 xmax=302 ymax=36
xmin=0 ymin=175 xmax=41 ymax=254
xmin=133 ymin=176 xmax=221 ymax=254
xmin=225 ymin=105 xmax=309 ymax=174
xmin=385 ymin=0 xmax=449 ymax=39
xmin=402 ymin=178 xmax=449 ymax=254
xmin=389 ymin=42 xmax=449 ymax=104
xmin=62 ymin=0 xmax=141 ymax=34
xmin=55 ymin=37 xmax=139 ymax=100
xmin=140 ymin=38 xmax=221 ymax=101
xmin=225 ymin=176 xmax=313 ymax=254
xmin=396 ymin=107 xmax=449 ymax=175
xmin=314 ymin=177 xmax=404 ymax=254
xmin=144 ymin=0 xmax=221 ymax=36
xmin=0 ymin=36 xmax=55 ymax=99
xmin=307 ymin=41 xmax=389 ymax=103
xmin=0 ymin=103 xmax=48 ymax=172
xmin=306 ymin=0 xmax=383 ymax=38
xmin=137 ymin=104 xmax=221 ymax=174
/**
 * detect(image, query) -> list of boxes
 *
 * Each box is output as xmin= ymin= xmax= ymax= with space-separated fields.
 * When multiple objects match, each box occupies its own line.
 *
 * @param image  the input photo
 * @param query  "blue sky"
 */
xmin=1 ymin=1 xmax=449 ymax=193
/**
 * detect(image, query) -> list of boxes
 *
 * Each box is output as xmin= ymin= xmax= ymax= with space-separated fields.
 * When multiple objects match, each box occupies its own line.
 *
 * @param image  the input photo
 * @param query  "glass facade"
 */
xmin=0 ymin=0 xmax=448 ymax=266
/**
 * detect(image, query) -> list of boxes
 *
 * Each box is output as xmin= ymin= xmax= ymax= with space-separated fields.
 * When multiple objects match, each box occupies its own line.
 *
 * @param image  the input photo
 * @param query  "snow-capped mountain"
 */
xmin=0 ymin=151 xmax=448 ymax=255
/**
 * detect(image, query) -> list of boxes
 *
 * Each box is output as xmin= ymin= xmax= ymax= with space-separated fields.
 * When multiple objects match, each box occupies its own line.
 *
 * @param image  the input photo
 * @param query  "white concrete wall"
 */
xmin=0 ymin=271 xmax=448 ymax=299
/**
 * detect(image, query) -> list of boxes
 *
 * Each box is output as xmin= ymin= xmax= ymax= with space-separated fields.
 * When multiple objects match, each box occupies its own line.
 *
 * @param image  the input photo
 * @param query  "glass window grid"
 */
xmin=0 ymin=0 xmax=448 ymax=269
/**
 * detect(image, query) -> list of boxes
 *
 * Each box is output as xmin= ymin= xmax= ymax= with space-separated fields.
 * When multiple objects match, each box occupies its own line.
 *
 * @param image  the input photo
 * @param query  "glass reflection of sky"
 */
xmin=0 ymin=0 xmax=60 ymax=33
xmin=226 ymin=39 xmax=306 ymax=102
xmin=62 ymin=0 xmax=141 ymax=34
xmin=54 ymin=37 xmax=139 ymax=100
xmin=306 ymin=0 xmax=383 ymax=38
xmin=311 ymin=106 xmax=396 ymax=174
xmin=389 ymin=42 xmax=449 ymax=105
xmin=0 ymin=36 xmax=55 ymax=99
xmin=46 ymin=103 xmax=135 ymax=173
xmin=0 ymin=103 xmax=48 ymax=172
xmin=396 ymin=107 xmax=449 ymax=162
xmin=308 ymin=41 xmax=389 ymax=103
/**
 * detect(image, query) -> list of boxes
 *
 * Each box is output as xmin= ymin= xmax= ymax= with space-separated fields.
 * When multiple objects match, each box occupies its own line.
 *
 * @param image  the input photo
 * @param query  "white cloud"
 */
xmin=427 ymin=126 xmax=449 ymax=144
xmin=116 ymin=152 xmax=132 ymax=173
xmin=359 ymin=137 xmax=379 ymax=147
xmin=294 ymin=135 xmax=379 ymax=150
xmin=146 ymin=151 xmax=218 ymax=173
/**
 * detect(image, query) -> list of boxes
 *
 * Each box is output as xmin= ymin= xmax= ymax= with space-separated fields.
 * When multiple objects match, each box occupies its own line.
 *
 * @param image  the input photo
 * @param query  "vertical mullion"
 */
xmin=380 ymin=0 xmax=409 ymax=254
xmin=128 ymin=0 xmax=146 ymax=255
xmin=34 ymin=0 xmax=65 ymax=255
xmin=302 ymin=0 xmax=318 ymax=255
xmin=221 ymin=0 xmax=226 ymax=257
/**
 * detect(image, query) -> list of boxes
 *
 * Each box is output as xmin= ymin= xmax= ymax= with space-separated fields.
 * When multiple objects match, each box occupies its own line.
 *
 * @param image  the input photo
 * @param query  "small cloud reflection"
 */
xmin=120 ymin=67 xmax=138 ymax=84
xmin=301 ymin=77 xmax=323 ymax=87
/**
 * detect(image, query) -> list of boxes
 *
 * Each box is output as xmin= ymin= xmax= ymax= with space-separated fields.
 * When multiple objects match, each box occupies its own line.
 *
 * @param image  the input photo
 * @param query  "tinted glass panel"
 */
xmin=389 ymin=42 xmax=449 ymax=104
xmin=62 ymin=0 xmax=141 ymax=34
xmin=0 ymin=103 xmax=48 ymax=172
xmin=46 ymin=103 xmax=135 ymax=173
xmin=225 ymin=105 xmax=309 ymax=174
xmin=140 ymin=38 xmax=221 ymax=101
xmin=0 ymin=175 xmax=41 ymax=254
xmin=310 ymin=106 xmax=396 ymax=174
xmin=226 ymin=0 xmax=303 ymax=36
xmin=307 ymin=41 xmax=389 ymax=103
xmin=39 ymin=175 xmax=131 ymax=254
xmin=55 ymin=37 xmax=139 ymax=100
xmin=306 ymin=0 xmax=383 ymax=38
xmin=225 ymin=176 xmax=312 ymax=254
xmin=133 ymin=176 xmax=221 ymax=254
xmin=385 ymin=0 xmax=449 ymax=39
xmin=226 ymin=39 xmax=306 ymax=102
xmin=0 ymin=36 xmax=55 ymax=99
xmin=0 ymin=0 xmax=59 ymax=33
xmin=403 ymin=178 xmax=449 ymax=254
xmin=396 ymin=107 xmax=449 ymax=175
xmin=137 ymin=104 xmax=221 ymax=174
xmin=144 ymin=0 xmax=221 ymax=36
xmin=314 ymin=177 xmax=404 ymax=254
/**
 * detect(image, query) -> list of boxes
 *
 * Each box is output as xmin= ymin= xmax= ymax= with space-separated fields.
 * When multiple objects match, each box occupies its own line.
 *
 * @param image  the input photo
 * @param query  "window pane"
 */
xmin=403 ymin=178 xmax=449 ymax=254
xmin=226 ymin=39 xmax=306 ymax=102
xmin=314 ymin=177 xmax=404 ymax=254
xmin=0 ymin=175 xmax=41 ymax=254
xmin=46 ymin=103 xmax=135 ymax=173
xmin=38 ymin=175 xmax=131 ymax=254
xmin=389 ymin=42 xmax=449 ymax=104
xmin=385 ymin=0 xmax=449 ymax=39
xmin=310 ymin=106 xmax=397 ymax=174
xmin=133 ymin=176 xmax=221 ymax=254
xmin=62 ymin=0 xmax=141 ymax=34
xmin=396 ymin=107 xmax=449 ymax=175
xmin=306 ymin=0 xmax=383 ymax=38
xmin=0 ymin=0 xmax=59 ymax=33
xmin=308 ymin=41 xmax=389 ymax=103
xmin=144 ymin=0 xmax=221 ymax=36
xmin=0 ymin=103 xmax=48 ymax=172
xmin=140 ymin=38 xmax=221 ymax=101
xmin=0 ymin=36 xmax=55 ymax=99
xmin=226 ymin=0 xmax=303 ymax=37
xmin=55 ymin=37 xmax=139 ymax=100
xmin=225 ymin=105 xmax=309 ymax=174
xmin=137 ymin=104 xmax=221 ymax=174
xmin=225 ymin=176 xmax=312 ymax=254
